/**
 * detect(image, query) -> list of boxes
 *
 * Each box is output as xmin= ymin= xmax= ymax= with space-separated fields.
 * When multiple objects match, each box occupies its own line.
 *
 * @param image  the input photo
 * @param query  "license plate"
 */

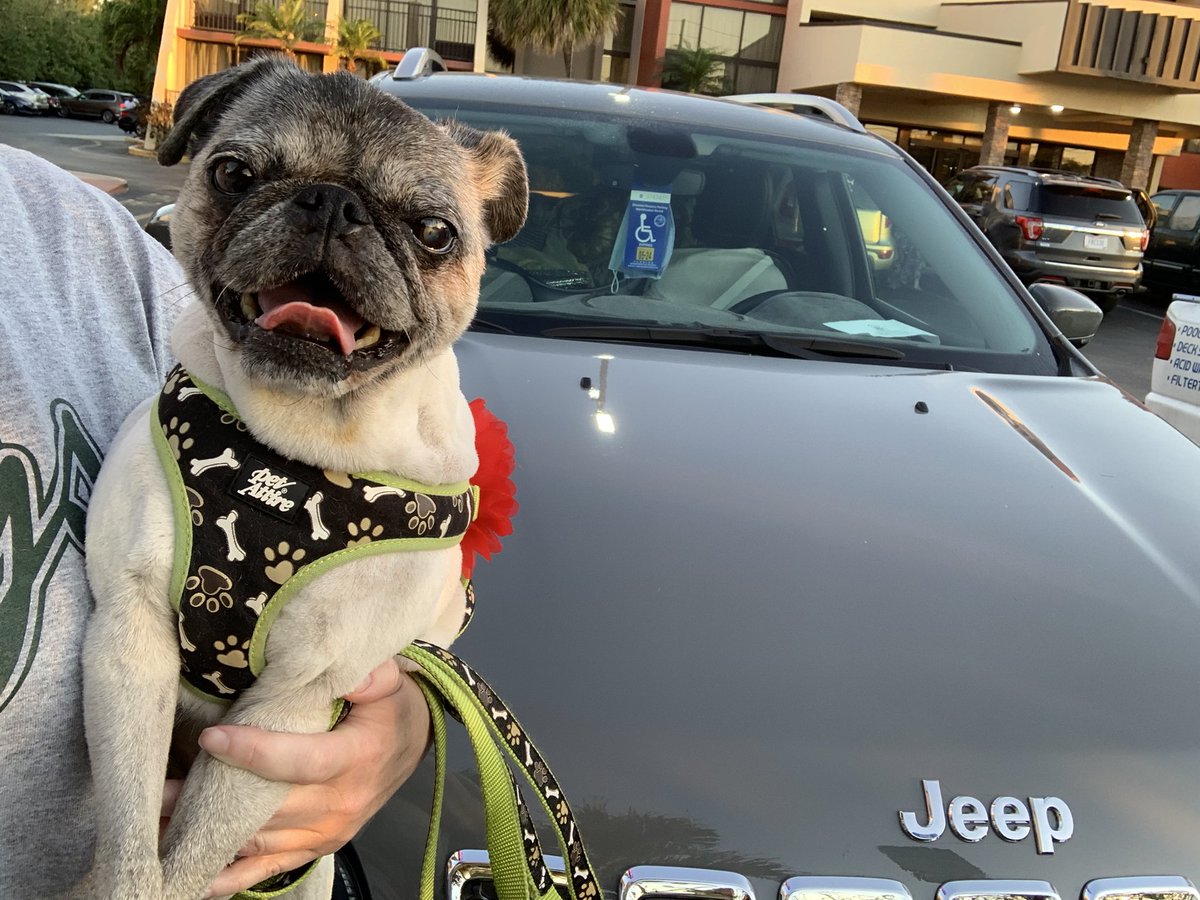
xmin=1084 ymin=234 xmax=1109 ymax=251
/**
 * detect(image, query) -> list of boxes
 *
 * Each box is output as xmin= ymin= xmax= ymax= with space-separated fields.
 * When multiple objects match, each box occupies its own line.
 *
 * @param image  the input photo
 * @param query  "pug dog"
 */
xmin=81 ymin=57 xmax=527 ymax=900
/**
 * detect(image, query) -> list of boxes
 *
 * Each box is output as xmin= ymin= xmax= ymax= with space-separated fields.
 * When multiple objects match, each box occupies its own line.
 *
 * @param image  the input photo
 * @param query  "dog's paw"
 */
xmin=263 ymin=541 xmax=306 ymax=584
xmin=346 ymin=517 xmax=384 ymax=547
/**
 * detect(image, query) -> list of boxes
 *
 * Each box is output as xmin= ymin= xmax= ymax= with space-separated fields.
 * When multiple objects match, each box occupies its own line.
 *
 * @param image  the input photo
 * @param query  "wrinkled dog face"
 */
xmin=161 ymin=59 xmax=527 ymax=396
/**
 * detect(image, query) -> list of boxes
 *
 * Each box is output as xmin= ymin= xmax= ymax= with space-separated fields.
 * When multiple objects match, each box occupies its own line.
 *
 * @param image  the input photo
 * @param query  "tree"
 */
xmin=100 ymin=0 xmax=167 ymax=96
xmin=0 ymin=0 xmax=111 ymax=88
xmin=659 ymin=44 xmax=726 ymax=95
xmin=236 ymin=0 xmax=326 ymax=59
xmin=489 ymin=0 xmax=619 ymax=79
xmin=333 ymin=16 xmax=382 ymax=74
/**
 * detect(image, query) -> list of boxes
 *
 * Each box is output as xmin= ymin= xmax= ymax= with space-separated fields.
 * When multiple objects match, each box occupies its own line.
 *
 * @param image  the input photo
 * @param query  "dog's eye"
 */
xmin=413 ymin=217 xmax=456 ymax=254
xmin=211 ymin=159 xmax=256 ymax=195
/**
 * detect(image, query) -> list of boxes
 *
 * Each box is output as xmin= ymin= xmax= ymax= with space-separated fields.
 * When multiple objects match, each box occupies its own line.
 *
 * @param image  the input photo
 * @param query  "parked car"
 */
xmin=27 ymin=81 xmax=80 ymax=118
xmin=148 ymin=53 xmax=1200 ymax=900
xmin=944 ymin=165 xmax=1147 ymax=313
xmin=117 ymin=95 xmax=149 ymax=137
xmin=1140 ymin=189 xmax=1200 ymax=297
xmin=26 ymin=80 xmax=79 ymax=101
xmin=1146 ymin=293 xmax=1200 ymax=443
xmin=22 ymin=84 xmax=60 ymax=115
xmin=0 ymin=80 xmax=49 ymax=115
xmin=59 ymin=88 xmax=135 ymax=123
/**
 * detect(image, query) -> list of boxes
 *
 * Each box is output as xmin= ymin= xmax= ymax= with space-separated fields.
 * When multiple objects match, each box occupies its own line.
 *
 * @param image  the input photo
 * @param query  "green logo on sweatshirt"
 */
xmin=0 ymin=401 xmax=103 ymax=712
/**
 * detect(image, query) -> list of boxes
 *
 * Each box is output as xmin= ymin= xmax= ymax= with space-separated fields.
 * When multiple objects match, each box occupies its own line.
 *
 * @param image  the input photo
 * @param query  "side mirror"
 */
xmin=1027 ymin=282 xmax=1104 ymax=348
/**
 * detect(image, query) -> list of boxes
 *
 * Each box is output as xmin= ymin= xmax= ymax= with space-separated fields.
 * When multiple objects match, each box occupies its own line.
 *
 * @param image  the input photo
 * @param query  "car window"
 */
xmin=943 ymin=176 xmax=969 ymax=200
xmin=1032 ymin=183 xmax=1143 ymax=224
xmin=1004 ymin=181 xmax=1032 ymax=211
xmin=1152 ymin=193 xmax=1179 ymax=221
xmin=1168 ymin=195 xmax=1200 ymax=232
xmin=0 ymin=82 xmax=17 ymax=91
xmin=959 ymin=176 xmax=997 ymax=205
xmin=404 ymin=101 xmax=1054 ymax=376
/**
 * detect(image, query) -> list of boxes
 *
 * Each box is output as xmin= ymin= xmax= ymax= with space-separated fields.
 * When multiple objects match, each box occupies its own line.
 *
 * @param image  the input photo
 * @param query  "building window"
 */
xmin=601 ymin=2 xmax=635 ymax=84
xmin=342 ymin=0 xmax=478 ymax=61
xmin=663 ymin=3 xmax=782 ymax=94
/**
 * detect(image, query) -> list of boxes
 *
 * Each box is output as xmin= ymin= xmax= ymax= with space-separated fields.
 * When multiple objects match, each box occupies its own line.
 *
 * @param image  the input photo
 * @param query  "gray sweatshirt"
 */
xmin=0 ymin=144 xmax=183 ymax=896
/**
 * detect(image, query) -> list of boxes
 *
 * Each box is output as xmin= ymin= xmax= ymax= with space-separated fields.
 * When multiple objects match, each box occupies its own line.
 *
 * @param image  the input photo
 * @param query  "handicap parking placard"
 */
xmin=613 ymin=188 xmax=674 ymax=278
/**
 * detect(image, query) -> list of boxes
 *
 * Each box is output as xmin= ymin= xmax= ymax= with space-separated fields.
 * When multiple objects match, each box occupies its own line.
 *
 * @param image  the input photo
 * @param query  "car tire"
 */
xmin=101 ymin=109 xmax=115 ymax=123
xmin=1092 ymin=294 xmax=1120 ymax=316
xmin=1 ymin=101 xmax=13 ymax=116
xmin=57 ymin=106 xmax=68 ymax=117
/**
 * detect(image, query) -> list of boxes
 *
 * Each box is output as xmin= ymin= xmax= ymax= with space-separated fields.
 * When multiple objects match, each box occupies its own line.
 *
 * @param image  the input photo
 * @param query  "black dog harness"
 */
xmin=152 ymin=365 xmax=477 ymax=704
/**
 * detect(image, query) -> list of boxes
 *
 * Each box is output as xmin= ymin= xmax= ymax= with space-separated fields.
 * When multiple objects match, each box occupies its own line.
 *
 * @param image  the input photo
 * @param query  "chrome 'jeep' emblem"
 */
xmin=899 ymin=779 xmax=1073 ymax=854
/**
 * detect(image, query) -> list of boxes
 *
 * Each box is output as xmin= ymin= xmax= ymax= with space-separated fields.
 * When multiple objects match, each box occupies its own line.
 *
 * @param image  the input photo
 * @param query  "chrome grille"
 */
xmin=447 ymin=853 xmax=1196 ymax=900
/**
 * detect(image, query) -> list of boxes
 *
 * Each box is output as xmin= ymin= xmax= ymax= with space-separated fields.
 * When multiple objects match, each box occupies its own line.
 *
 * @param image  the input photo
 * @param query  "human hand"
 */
xmin=159 ymin=659 xmax=432 ymax=898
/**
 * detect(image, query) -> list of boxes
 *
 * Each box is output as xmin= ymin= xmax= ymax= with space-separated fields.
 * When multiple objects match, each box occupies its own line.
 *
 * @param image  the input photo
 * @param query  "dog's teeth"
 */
xmin=355 ymin=324 xmax=382 ymax=350
xmin=240 ymin=293 xmax=257 ymax=320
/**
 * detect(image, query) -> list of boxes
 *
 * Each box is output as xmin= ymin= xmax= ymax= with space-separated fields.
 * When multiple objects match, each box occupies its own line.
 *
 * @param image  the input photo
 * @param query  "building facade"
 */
xmin=151 ymin=0 xmax=1200 ymax=191
xmin=616 ymin=0 xmax=1200 ymax=190
xmin=151 ymin=0 xmax=489 ymax=105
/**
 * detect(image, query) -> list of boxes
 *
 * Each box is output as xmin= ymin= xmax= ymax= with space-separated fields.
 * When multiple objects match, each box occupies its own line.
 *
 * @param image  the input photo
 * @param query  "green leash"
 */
xmin=403 ymin=641 xmax=601 ymax=900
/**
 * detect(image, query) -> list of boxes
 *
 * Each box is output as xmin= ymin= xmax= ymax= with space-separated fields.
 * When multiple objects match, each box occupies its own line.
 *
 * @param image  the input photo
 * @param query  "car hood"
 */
xmin=360 ymin=333 xmax=1200 ymax=898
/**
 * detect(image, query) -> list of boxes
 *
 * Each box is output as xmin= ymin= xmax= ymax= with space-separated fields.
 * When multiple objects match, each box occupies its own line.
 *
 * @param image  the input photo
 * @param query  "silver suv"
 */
xmin=945 ymin=165 xmax=1147 ymax=313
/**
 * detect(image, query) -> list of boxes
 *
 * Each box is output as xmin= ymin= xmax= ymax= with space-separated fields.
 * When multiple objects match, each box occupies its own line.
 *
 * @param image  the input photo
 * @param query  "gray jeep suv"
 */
xmin=945 ymin=166 xmax=1147 ymax=313
xmin=147 ymin=54 xmax=1200 ymax=900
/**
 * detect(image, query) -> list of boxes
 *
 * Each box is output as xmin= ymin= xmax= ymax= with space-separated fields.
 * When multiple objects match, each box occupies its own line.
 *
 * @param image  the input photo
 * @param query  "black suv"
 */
xmin=945 ymin=165 xmax=1147 ymax=312
xmin=1143 ymin=189 xmax=1200 ymax=296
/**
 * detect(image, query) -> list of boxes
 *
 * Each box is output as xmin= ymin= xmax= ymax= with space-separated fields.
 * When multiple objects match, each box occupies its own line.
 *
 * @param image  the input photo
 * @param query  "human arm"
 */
xmin=158 ymin=658 xmax=432 ymax=898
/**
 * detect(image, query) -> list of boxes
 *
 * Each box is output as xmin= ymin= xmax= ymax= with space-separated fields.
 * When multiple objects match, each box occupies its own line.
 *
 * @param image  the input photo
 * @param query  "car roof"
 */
xmin=370 ymin=69 xmax=899 ymax=159
xmin=964 ymin=164 xmax=1128 ymax=190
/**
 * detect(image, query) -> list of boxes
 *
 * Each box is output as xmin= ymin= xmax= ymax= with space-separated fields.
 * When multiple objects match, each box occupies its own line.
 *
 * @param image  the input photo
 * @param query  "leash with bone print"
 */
xmin=403 ymin=640 xmax=602 ymax=900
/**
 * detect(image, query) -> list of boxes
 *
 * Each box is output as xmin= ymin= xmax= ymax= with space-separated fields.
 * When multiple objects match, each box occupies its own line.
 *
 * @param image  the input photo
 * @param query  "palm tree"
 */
xmin=99 ymin=0 xmax=166 ymax=94
xmin=659 ymin=44 xmax=726 ymax=95
xmin=489 ymin=0 xmax=619 ymax=79
xmin=236 ymin=0 xmax=326 ymax=58
xmin=333 ymin=16 xmax=382 ymax=74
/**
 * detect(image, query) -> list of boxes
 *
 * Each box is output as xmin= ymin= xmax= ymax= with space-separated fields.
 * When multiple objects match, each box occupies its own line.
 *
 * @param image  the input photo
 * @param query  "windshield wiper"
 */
xmin=468 ymin=317 xmax=516 ymax=334
xmin=540 ymin=325 xmax=910 ymax=361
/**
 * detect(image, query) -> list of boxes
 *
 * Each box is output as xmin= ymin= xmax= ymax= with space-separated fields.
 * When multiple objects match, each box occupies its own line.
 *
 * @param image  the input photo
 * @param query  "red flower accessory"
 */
xmin=462 ymin=398 xmax=518 ymax=579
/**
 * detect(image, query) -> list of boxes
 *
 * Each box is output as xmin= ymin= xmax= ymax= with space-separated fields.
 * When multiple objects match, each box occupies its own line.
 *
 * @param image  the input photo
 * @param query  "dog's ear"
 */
xmin=442 ymin=122 xmax=528 ymax=245
xmin=158 ymin=57 xmax=297 ymax=166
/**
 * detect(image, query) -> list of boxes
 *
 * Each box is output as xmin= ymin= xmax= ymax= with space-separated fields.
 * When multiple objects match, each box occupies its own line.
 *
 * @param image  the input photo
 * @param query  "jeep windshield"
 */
xmin=407 ymin=100 xmax=1058 ymax=376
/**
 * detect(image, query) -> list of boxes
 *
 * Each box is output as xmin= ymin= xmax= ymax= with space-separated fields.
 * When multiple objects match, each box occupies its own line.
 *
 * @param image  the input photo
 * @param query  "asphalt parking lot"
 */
xmin=0 ymin=113 xmax=188 ymax=224
xmin=0 ymin=109 xmax=1165 ymax=399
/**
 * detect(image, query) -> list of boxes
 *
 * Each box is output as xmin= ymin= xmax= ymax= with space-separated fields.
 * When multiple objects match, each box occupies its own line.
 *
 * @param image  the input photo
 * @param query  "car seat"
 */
xmin=643 ymin=164 xmax=790 ymax=309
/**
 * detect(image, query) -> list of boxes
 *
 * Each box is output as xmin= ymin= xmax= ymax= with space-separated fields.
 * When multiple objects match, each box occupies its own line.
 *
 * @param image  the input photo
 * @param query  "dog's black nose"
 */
xmin=291 ymin=184 xmax=371 ymax=237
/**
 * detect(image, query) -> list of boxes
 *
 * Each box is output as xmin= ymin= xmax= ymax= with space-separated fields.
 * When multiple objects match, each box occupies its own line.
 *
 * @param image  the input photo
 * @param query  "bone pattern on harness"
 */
xmin=154 ymin=366 xmax=475 ymax=703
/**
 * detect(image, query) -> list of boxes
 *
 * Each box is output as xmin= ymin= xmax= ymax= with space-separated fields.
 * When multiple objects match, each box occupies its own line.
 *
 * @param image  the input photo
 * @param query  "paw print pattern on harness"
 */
xmin=263 ymin=542 xmax=306 ymax=584
xmin=186 ymin=565 xmax=235 ymax=613
xmin=406 ymin=493 xmax=437 ymax=533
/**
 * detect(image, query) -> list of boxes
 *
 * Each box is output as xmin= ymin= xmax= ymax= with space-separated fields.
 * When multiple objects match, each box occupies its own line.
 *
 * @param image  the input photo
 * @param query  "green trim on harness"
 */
xmin=151 ymin=392 xmax=195 ymax=618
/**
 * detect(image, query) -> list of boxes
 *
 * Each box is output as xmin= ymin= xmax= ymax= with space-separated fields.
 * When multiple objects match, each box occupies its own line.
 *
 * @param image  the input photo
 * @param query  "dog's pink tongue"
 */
xmin=256 ymin=283 xmax=365 ymax=356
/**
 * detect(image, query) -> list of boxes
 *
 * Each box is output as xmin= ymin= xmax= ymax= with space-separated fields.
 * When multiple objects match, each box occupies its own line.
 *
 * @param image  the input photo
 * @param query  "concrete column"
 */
xmin=979 ymin=102 xmax=1011 ymax=167
xmin=635 ymin=0 xmax=670 ymax=87
xmin=1093 ymin=149 xmax=1124 ymax=181
xmin=834 ymin=82 xmax=862 ymax=118
xmin=321 ymin=0 xmax=342 ymax=73
xmin=1120 ymin=118 xmax=1158 ymax=189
